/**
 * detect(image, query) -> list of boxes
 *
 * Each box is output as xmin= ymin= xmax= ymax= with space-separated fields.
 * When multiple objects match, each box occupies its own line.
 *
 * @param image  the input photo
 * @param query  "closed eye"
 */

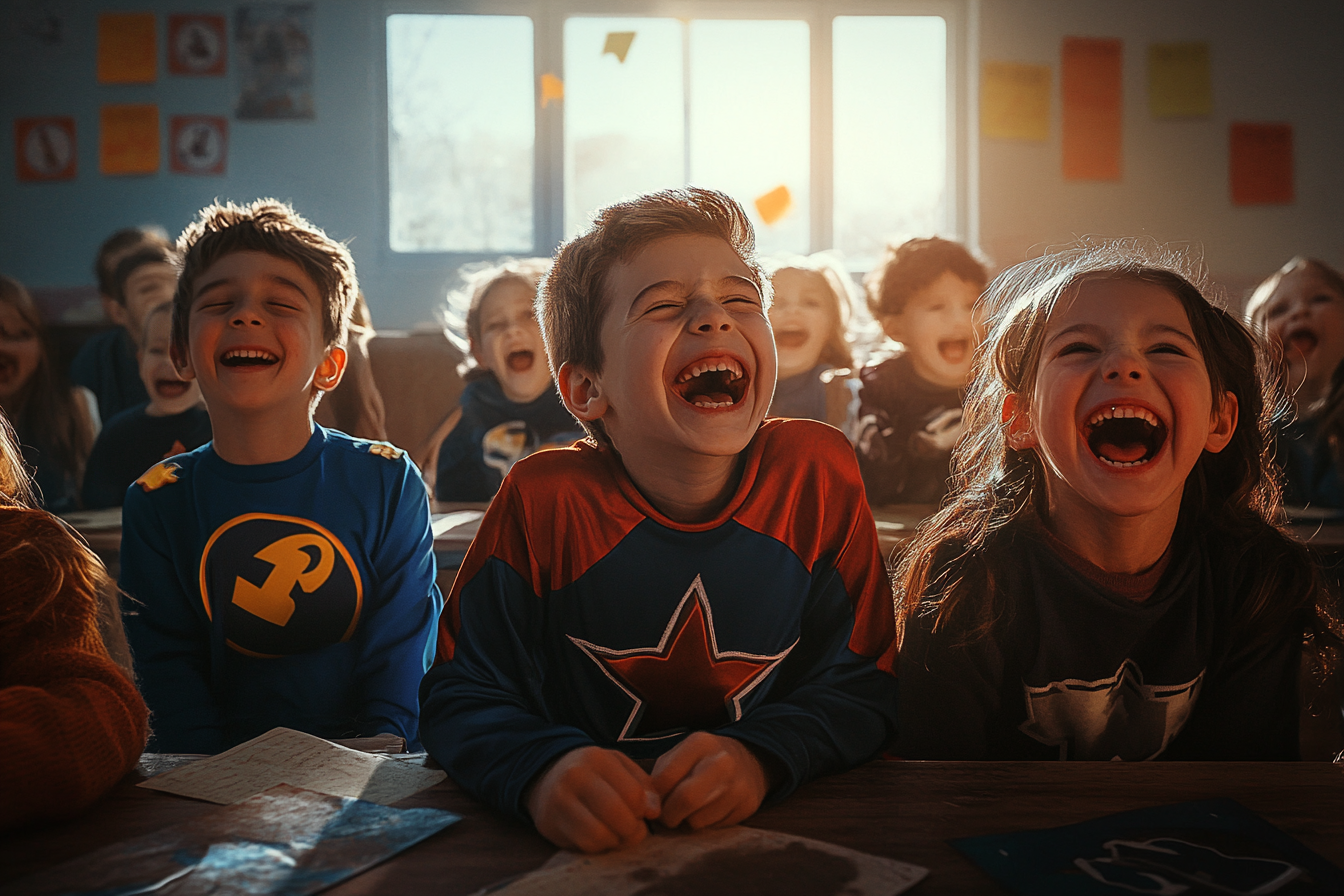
xmin=1057 ymin=341 xmax=1098 ymax=356
xmin=1149 ymin=342 xmax=1190 ymax=356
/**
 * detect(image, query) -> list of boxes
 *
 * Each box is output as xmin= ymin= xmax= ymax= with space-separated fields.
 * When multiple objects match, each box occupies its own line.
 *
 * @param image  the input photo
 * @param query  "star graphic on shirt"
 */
xmin=568 ymin=574 xmax=795 ymax=741
xmin=161 ymin=440 xmax=186 ymax=460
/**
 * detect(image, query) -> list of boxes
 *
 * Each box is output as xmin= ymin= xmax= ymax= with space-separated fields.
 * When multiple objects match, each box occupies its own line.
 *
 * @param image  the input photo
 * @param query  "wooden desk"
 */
xmin=4 ymin=759 xmax=1341 ymax=894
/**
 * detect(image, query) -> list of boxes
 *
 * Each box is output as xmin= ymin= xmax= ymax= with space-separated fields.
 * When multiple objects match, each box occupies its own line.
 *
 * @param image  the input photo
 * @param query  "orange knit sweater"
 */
xmin=0 ymin=508 xmax=148 ymax=830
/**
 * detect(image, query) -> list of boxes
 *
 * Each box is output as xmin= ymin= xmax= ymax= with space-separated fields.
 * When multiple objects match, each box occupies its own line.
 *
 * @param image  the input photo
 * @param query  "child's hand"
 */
xmin=525 ymin=746 xmax=661 ymax=854
xmin=651 ymin=732 xmax=773 ymax=831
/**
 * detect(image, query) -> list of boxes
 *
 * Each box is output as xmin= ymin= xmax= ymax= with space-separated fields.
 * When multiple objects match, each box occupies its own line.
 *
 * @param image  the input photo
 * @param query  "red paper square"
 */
xmin=1230 ymin=123 xmax=1293 ymax=205
xmin=168 ymin=14 xmax=227 ymax=76
xmin=170 ymin=115 xmax=228 ymax=175
xmin=15 ymin=117 xmax=77 ymax=181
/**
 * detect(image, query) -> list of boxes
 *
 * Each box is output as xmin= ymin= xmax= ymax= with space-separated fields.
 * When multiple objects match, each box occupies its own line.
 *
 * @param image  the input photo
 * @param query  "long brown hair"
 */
xmin=0 ymin=276 xmax=95 ymax=492
xmin=894 ymin=243 xmax=1339 ymax=675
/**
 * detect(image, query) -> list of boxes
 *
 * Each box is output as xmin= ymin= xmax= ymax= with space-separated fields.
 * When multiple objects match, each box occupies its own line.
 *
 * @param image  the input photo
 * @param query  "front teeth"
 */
xmin=692 ymin=400 xmax=734 ymax=408
xmin=677 ymin=359 xmax=743 ymax=383
xmin=1086 ymin=405 xmax=1159 ymax=428
xmin=1098 ymin=457 xmax=1150 ymax=468
xmin=224 ymin=349 xmax=276 ymax=361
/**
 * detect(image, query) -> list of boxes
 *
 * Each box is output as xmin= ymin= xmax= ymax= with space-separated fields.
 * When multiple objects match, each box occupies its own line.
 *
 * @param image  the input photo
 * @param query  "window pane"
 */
xmin=387 ymin=14 xmax=534 ymax=253
xmin=833 ymin=16 xmax=947 ymax=267
xmin=564 ymin=18 xmax=684 ymax=239
xmin=690 ymin=20 xmax=810 ymax=255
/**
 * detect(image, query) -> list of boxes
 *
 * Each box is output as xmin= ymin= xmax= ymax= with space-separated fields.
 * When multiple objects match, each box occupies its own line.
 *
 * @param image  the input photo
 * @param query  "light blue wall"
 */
xmin=1 ymin=1 xmax=456 ymax=329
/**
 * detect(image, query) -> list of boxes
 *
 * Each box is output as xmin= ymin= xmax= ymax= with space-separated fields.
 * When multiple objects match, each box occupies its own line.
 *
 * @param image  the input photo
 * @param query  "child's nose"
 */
xmin=690 ymin=297 xmax=733 ymax=333
xmin=1103 ymin=348 xmax=1144 ymax=381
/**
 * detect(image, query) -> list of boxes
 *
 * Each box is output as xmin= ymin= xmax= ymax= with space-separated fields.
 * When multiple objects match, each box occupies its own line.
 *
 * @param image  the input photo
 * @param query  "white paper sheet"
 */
xmin=137 ymin=727 xmax=446 ymax=806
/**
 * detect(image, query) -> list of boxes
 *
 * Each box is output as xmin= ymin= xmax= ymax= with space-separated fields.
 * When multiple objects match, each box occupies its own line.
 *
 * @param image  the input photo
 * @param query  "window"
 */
xmin=386 ymin=5 xmax=963 ymax=266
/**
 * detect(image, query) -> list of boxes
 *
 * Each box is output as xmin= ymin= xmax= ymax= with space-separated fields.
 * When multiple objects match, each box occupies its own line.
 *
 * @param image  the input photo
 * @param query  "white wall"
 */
xmin=976 ymin=0 xmax=1344 ymax=302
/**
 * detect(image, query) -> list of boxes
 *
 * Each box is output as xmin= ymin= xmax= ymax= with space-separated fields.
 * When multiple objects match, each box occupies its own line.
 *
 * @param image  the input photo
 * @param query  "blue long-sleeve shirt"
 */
xmin=121 ymin=425 xmax=442 ymax=753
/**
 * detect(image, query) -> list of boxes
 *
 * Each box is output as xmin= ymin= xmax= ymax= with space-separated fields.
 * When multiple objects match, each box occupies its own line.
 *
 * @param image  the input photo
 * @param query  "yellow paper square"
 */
xmin=101 ymin=104 xmax=160 ymax=175
xmin=540 ymin=73 xmax=564 ymax=108
xmin=603 ymin=31 xmax=635 ymax=63
xmin=981 ymin=61 xmax=1051 ymax=141
xmin=1148 ymin=43 xmax=1212 ymax=118
xmin=98 ymin=13 xmax=157 ymax=84
xmin=754 ymin=185 xmax=792 ymax=226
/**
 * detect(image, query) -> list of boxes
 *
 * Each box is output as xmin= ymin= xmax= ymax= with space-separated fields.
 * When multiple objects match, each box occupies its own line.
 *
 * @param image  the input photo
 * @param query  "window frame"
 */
xmin=379 ymin=0 xmax=975 ymax=272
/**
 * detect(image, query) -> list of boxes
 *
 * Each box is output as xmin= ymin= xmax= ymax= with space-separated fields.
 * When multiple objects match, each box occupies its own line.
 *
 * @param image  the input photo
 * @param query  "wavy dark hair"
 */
xmin=894 ymin=243 xmax=1341 ymax=721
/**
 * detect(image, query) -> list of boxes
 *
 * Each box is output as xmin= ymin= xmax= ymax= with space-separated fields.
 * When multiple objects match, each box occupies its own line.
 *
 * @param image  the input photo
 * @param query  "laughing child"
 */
xmin=895 ymin=244 xmax=1342 ymax=761
xmin=1246 ymin=257 xmax=1344 ymax=509
xmin=71 ymin=227 xmax=176 ymax=422
xmin=424 ymin=258 xmax=582 ymax=501
xmin=120 ymin=199 xmax=442 ymax=753
xmin=81 ymin=304 xmax=212 ymax=509
xmin=764 ymin=253 xmax=857 ymax=430
xmin=855 ymin=237 xmax=987 ymax=505
xmin=419 ymin=188 xmax=898 ymax=853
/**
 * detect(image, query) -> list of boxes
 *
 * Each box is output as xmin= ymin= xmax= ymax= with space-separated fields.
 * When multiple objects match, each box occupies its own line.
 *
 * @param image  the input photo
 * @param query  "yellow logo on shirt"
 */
xmin=199 ymin=513 xmax=362 ymax=658
xmin=368 ymin=442 xmax=404 ymax=460
xmin=136 ymin=462 xmax=181 ymax=492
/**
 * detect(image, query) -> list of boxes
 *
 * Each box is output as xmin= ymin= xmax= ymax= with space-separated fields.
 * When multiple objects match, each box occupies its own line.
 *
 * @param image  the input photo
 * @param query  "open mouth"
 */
xmin=1285 ymin=327 xmax=1318 ymax=357
xmin=506 ymin=349 xmax=535 ymax=373
xmin=938 ymin=339 xmax=970 ymax=365
xmin=220 ymin=348 xmax=278 ymax=368
xmin=774 ymin=328 xmax=809 ymax=350
xmin=154 ymin=379 xmax=190 ymax=400
xmin=672 ymin=356 xmax=749 ymax=409
xmin=1083 ymin=405 xmax=1168 ymax=468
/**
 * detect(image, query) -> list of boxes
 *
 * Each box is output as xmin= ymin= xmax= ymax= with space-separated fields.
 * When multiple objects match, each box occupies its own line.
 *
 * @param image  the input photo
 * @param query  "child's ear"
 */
xmin=468 ymin=338 xmax=489 ymax=372
xmin=1002 ymin=392 xmax=1037 ymax=450
xmin=879 ymin=312 xmax=905 ymax=344
xmin=557 ymin=361 xmax=608 ymax=423
xmin=170 ymin=342 xmax=196 ymax=381
xmin=1204 ymin=390 xmax=1239 ymax=453
xmin=314 ymin=346 xmax=348 ymax=393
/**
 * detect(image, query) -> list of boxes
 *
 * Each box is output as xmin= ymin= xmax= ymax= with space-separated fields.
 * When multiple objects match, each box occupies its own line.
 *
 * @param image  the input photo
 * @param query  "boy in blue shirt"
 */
xmin=420 ymin=188 xmax=898 ymax=853
xmin=121 ymin=199 xmax=441 ymax=754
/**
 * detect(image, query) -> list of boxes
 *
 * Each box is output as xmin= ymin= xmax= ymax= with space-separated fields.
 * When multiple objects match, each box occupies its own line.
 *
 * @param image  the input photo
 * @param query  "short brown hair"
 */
xmin=865 ymin=237 xmax=988 ymax=318
xmin=171 ymin=199 xmax=357 ymax=356
xmin=539 ymin=187 xmax=766 ymax=383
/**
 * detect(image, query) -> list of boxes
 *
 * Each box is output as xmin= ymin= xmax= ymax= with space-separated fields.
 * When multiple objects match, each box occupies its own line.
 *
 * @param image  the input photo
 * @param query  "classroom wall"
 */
xmin=2 ymin=0 xmax=1342 ymax=328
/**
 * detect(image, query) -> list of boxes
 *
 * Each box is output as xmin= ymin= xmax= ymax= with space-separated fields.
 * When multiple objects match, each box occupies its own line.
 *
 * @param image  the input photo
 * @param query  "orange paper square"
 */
xmin=1062 ymin=37 xmax=1122 ymax=181
xmin=1230 ymin=123 xmax=1293 ymax=205
xmin=100 ymin=104 xmax=160 ymax=175
xmin=98 ymin=13 xmax=157 ymax=84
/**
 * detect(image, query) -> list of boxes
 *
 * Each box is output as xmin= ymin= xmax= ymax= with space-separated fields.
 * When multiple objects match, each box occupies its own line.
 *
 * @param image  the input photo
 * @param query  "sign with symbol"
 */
xmin=169 ymin=14 xmax=227 ymax=76
xmin=170 ymin=115 xmax=227 ymax=175
xmin=14 ymin=117 xmax=77 ymax=181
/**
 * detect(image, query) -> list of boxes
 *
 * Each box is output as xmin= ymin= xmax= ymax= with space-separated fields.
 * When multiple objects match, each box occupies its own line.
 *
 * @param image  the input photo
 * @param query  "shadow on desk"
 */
xmin=3 ymin=759 xmax=1341 ymax=895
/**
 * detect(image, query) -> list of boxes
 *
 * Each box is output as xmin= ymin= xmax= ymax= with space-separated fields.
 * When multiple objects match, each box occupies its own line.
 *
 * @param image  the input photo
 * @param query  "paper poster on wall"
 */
xmin=1230 ymin=123 xmax=1293 ymax=205
xmin=170 ymin=115 xmax=228 ymax=175
xmin=97 ymin=12 xmax=156 ymax=84
xmin=169 ymin=14 xmax=227 ymax=76
xmin=981 ymin=61 xmax=1051 ymax=141
xmin=14 ymin=117 xmax=77 ymax=181
xmin=1061 ymin=37 xmax=1122 ymax=181
xmin=603 ymin=31 xmax=636 ymax=63
xmin=100 ymin=104 xmax=159 ymax=175
xmin=540 ymin=73 xmax=564 ymax=107
xmin=235 ymin=4 xmax=314 ymax=119
xmin=1148 ymin=43 xmax=1212 ymax=118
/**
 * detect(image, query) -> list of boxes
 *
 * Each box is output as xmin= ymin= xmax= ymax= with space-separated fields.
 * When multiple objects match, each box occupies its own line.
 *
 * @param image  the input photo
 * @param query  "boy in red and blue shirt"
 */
xmin=419 ymin=188 xmax=897 ymax=853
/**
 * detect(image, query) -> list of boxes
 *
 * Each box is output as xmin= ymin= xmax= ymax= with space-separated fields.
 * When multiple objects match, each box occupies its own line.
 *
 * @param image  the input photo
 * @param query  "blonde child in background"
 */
xmin=764 ymin=253 xmax=858 ymax=431
xmin=896 ymin=244 xmax=1342 ymax=761
xmin=0 ymin=275 xmax=98 ymax=512
xmin=422 ymin=258 xmax=582 ymax=501
xmin=81 ymin=304 xmax=211 ymax=509
xmin=855 ymin=237 xmax=988 ymax=505
xmin=1246 ymin=257 xmax=1344 ymax=510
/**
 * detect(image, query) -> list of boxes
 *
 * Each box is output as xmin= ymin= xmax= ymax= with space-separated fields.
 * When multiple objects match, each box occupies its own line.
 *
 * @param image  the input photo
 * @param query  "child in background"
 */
xmin=120 ymin=199 xmax=441 ymax=754
xmin=81 ymin=305 xmax=211 ymax=509
xmin=855 ymin=237 xmax=987 ymax=505
xmin=1246 ymin=257 xmax=1344 ymax=509
xmin=420 ymin=188 xmax=898 ymax=854
xmin=0 ymin=275 xmax=98 ymax=512
xmin=424 ymin=258 xmax=582 ymax=501
xmin=896 ymin=245 xmax=1342 ymax=761
xmin=71 ymin=227 xmax=174 ymax=422
xmin=0 ymin=411 xmax=147 ymax=831
xmin=764 ymin=253 xmax=857 ymax=431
